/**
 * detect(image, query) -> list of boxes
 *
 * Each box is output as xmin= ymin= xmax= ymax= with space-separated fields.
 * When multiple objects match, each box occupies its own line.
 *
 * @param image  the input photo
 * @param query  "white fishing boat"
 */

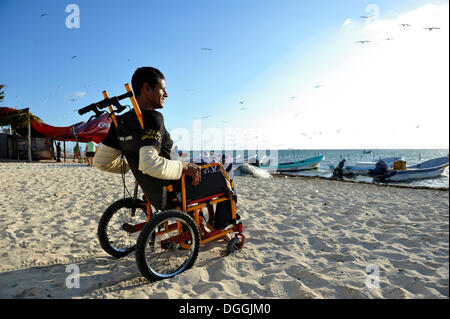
xmin=377 ymin=156 xmax=449 ymax=182
xmin=329 ymin=157 xmax=403 ymax=176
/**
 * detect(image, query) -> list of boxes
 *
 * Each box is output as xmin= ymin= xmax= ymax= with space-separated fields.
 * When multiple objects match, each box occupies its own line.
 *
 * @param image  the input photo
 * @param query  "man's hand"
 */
xmin=182 ymin=162 xmax=202 ymax=186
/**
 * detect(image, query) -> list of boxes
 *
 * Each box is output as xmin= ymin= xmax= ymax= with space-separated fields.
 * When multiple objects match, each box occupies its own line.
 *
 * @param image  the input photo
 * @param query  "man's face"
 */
xmin=145 ymin=79 xmax=168 ymax=109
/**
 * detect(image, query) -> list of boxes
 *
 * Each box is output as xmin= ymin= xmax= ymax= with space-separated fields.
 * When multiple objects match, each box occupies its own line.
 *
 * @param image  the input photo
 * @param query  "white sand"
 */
xmin=0 ymin=162 xmax=448 ymax=299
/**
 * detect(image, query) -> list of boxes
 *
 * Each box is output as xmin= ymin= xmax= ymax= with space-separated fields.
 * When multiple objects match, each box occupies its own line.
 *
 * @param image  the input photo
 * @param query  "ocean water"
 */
xmin=189 ymin=149 xmax=449 ymax=189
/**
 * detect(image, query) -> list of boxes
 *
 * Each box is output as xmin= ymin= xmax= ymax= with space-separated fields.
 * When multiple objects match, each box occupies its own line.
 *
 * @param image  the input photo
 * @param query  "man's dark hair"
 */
xmin=131 ymin=67 xmax=165 ymax=97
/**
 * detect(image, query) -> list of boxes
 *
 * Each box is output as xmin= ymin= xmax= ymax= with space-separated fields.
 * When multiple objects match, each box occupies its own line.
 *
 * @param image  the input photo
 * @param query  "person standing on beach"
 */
xmin=73 ymin=142 xmax=81 ymax=162
xmin=56 ymin=142 xmax=61 ymax=162
xmin=93 ymin=67 xmax=233 ymax=237
xmin=85 ymin=138 xmax=97 ymax=167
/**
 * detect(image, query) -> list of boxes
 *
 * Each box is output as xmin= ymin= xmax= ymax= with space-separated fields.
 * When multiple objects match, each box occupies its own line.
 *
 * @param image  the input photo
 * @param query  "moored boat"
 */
xmin=375 ymin=156 xmax=449 ymax=182
xmin=259 ymin=155 xmax=324 ymax=172
xmin=329 ymin=156 xmax=403 ymax=176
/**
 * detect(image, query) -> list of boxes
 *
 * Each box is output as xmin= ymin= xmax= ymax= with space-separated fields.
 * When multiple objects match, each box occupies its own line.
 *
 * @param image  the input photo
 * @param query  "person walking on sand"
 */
xmin=85 ymin=138 xmax=97 ymax=167
xmin=73 ymin=142 xmax=81 ymax=162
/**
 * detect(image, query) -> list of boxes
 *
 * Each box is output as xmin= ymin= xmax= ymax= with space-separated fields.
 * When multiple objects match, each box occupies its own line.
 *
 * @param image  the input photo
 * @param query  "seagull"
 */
xmin=72 ymin=56 xmax=78 ymax=59
xmin=314 ymin=85 xmax=322 ymax=88
xmin=239 ymin=101 xmax=244 ymax=104
xmin=360 ymin=15 xmax=373 ymax=19
xmin=40 ymin=13 xmax=48 ymax=17
xmin=355 ymin=40 xmax=371 ymax=44
xmin=200 ymin=48 xmax=212 ymax=51
xmin=399 ymin=23 xmax=411 ymax=27
xmin=424 ymin=27 xmax=440 ymax=31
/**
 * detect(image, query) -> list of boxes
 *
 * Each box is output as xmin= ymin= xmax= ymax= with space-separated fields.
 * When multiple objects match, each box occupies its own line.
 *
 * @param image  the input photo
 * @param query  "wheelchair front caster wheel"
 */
xmin=226 ymin=237 xmax=242 ymax=255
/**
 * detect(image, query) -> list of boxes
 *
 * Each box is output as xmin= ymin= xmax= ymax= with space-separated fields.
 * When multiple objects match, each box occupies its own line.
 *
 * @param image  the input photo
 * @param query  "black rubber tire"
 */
xmin=97 ymin=198 xmax=147 ymax=258
xmin=226 ymin=237 xmax=242 ymax=255
xmin=135 ymin=210 xmax=200 ymax=281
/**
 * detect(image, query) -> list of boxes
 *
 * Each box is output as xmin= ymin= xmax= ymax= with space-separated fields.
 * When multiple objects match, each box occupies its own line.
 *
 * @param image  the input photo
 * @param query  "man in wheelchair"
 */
xmin=93 ymin=67 xmax=236 ymax=237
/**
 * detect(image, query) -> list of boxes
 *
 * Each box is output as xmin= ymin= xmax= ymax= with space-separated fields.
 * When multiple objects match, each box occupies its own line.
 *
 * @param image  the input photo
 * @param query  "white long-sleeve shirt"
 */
xmin=94 ymin=143 xmax=182 ymax=180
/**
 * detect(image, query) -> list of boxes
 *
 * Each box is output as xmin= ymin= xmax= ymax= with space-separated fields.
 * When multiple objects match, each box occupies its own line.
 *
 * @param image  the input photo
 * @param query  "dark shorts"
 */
xmin=86 ymin=152 xmax=95 ymax=158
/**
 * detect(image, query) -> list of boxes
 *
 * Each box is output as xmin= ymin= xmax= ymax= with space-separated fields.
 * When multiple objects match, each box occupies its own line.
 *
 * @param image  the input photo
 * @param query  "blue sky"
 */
xmin=1 ymin=0 xmax=448 ymax=150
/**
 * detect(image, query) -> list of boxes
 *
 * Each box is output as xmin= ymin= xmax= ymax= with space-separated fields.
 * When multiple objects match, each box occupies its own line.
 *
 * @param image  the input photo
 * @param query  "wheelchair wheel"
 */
xmin=135 ymin=210 xmax=200 ymax=281
xmin=226 ymin=237 xmax=242 ymax=255
xmin=97 ymin=198 xmax=148 ymax=258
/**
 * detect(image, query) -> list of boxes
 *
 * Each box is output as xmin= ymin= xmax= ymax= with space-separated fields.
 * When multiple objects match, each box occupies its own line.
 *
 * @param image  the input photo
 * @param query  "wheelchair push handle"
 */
xmin=78 ymin=83 xmax=144 ymax=129
xmin=78 ymin=91 xmax=133 ymax=116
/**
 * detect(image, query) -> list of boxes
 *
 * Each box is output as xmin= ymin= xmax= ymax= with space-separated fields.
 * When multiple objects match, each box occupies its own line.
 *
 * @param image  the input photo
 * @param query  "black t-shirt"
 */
xmin=102 ymin=109 xmax=176 ymax=194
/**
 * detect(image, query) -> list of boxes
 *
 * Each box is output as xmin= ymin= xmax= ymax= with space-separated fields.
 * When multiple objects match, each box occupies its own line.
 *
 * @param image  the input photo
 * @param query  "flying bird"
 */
xmin=355 ymin=40 xmax=371 ymax=44
xmin=71 ymin=56 xmax=78 ymax=59
xmin=424 ymin=27 xmax=440 ymax=31
xmin=40 ymin=13 xmax=48 ymax=17
xmin=239 ymin=101 xmax=244 ymax=104
xmin=385 ymin=37 xmax=395 ymax=41
xmin=200 ymin=48 xmax=212 ymax=51
xmin=399 ymin=23 xmax=411 ymax=27
xmin=360 ymin=15 xmax=373 ymax=19
xmin=314 ymin=85 xmax=322 ymax=88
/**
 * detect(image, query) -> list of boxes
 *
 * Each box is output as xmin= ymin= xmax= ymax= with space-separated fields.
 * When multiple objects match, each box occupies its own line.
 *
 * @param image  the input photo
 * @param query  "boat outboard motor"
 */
xmin=333 ymin=159 xmax=346 ymax=178
xmin=370 ymin=160 xmax=388 ymax=179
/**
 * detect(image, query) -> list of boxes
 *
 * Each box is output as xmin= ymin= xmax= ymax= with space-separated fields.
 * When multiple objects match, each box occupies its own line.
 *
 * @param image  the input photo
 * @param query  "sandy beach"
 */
xmin=0 ymin=161 xmax=448 ymax=299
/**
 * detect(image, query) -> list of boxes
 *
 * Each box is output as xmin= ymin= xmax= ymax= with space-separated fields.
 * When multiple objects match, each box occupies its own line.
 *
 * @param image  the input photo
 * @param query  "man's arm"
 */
xmin=139 ymin=145 xmax=201 ymax=185
xmin=94 ymin=144 xmax=129 ymax=174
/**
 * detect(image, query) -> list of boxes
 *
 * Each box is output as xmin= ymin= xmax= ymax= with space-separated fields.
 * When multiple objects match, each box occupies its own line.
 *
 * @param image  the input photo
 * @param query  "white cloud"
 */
xmin=344 ymin=18 xmax=352 ymax=25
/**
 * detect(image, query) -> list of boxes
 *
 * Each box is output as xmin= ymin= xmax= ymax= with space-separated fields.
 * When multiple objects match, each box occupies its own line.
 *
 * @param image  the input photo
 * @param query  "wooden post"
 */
xmin=27 ymin=108 xmax=32 ymax=163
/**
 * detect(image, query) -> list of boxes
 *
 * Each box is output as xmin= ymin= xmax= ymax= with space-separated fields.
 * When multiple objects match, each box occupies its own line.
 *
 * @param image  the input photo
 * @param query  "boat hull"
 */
xmin=384 ymin=166 xmax=448 ymax=181
xmin=262 ymin=155 xmax=324 ymax=172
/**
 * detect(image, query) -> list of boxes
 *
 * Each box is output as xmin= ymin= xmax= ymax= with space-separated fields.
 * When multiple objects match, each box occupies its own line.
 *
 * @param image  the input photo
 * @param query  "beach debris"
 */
xmin=237 ymin=164 xmax=272 ymax=178
xmin=54 ymin=192 xmax=68 ymax=197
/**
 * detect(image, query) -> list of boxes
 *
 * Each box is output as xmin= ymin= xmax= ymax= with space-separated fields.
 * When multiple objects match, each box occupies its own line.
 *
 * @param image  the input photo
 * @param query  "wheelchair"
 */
xmin=78 ymin=84 xmax=245 ymax=281
xmin=97 ymin=161 xmax=245 ymax=281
